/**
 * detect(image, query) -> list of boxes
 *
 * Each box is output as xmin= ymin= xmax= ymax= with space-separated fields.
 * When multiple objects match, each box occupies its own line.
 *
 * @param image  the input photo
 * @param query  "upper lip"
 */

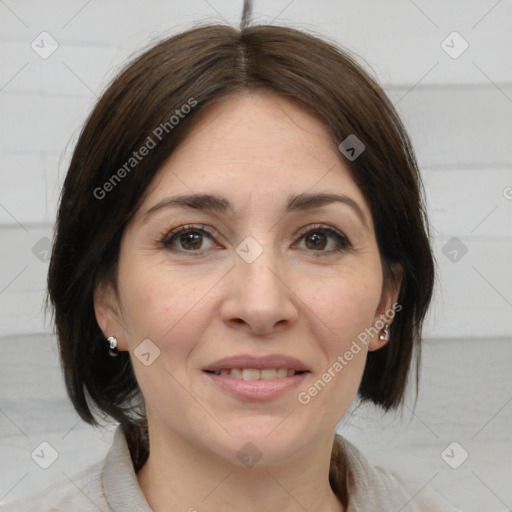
xmin=203 ymin=354 xmax=310 ymax=372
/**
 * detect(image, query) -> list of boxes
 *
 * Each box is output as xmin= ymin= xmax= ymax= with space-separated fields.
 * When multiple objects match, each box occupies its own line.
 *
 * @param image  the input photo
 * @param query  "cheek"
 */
xmin=116 ymin=256 xmax=217 ymax=358
xmin=305 ymin=264 xmax=383 ymax=347
xmin=115 ymin=263 xmax=208 ymax=412
xmin=295 ymin=270 xmax=382 ymax=425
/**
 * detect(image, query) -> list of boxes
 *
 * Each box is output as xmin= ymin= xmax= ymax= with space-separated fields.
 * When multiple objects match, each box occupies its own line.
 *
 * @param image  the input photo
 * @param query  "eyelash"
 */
xmin=157 ymin=223 xmax=352 ymax=257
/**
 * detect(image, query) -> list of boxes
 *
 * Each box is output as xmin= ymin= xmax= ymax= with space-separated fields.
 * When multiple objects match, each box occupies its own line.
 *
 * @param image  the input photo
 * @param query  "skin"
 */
xmin=94 ymin=90 xmax=401 ymax=512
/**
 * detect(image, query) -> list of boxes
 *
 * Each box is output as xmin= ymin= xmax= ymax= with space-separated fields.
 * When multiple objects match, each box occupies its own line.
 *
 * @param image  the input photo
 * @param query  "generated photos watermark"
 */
xmin=93 ymin=97 xmax=198 ymax=200
xmin=298 ymin=302 xmax=402 ymax=405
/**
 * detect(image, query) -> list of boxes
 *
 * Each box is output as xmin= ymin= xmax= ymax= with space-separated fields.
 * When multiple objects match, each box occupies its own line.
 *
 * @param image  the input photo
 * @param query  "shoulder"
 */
xmin=335 ymin=435 xmax=461 ymax=512
xmin=0 ymin=460 xmax=107 ymax=512
xmin=1 ymin=425 xmax=150 ymax=512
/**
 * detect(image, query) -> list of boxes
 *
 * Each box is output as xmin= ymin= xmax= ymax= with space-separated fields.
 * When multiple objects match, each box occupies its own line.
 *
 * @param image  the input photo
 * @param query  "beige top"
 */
xmin=1 ymin=426 xmax=460 ymax=511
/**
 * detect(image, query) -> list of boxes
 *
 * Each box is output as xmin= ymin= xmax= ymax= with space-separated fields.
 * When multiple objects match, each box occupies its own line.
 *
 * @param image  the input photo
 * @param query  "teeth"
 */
xmin=212 ymin=368 xmax=300 ymax=379
xmin=260 ymin=369 xmax=277 ymax=380
xmin=242 ymin=369 xmax=260 ymax=381
xmin=230 ymin=368 xmax=243 ymax=379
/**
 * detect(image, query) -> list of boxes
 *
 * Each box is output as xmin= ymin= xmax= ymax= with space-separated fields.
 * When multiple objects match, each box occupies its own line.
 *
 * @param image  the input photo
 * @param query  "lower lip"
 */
xmin=203 ymin=372 xmax=309 ymax=401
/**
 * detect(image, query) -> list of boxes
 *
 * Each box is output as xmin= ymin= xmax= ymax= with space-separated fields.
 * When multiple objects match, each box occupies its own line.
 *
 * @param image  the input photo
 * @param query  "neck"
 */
xmin=136 ymin=423 xmax=345 ymax=512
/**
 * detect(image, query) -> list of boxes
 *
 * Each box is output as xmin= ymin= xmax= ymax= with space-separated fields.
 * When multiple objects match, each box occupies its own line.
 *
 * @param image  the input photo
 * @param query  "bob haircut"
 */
xmin=47 ymin=22 xmax=434 ymax=470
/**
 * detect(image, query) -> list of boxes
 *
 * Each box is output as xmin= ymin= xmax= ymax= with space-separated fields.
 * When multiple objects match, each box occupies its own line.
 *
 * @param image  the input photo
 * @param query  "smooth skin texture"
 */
xmin=94 ymin=90 xmax=401 ymax=512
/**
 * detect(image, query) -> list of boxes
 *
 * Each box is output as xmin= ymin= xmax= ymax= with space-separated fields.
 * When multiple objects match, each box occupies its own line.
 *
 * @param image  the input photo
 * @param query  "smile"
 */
xmin=203 ymin=369 xmax=310 ymax=400
xmin=205 ymin=368 xmax=305 ymax=380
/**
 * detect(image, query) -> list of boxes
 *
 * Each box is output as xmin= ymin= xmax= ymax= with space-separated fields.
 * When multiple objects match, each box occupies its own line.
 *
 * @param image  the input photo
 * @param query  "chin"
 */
xmin=198 ymin=417 xmax=316 ymax=468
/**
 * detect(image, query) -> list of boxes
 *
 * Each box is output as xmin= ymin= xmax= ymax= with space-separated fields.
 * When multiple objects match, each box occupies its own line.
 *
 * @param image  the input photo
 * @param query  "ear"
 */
xmin=93 ymin=279 xmax=128 ymax=351
xmin=368 ymin=263 xmax=403 ymax=352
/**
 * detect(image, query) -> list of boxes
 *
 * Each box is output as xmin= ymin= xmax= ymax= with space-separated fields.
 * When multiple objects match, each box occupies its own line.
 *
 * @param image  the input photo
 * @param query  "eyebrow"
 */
xmin=143 ymin=192 xmax=368 ymax=227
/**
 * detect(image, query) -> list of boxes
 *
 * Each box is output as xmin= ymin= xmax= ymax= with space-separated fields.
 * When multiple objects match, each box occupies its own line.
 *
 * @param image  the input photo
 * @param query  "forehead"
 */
xmin=138 ymin=90 xmax=369 ymax=218
xmin=170 ymin=90 xmax=338 ymax=169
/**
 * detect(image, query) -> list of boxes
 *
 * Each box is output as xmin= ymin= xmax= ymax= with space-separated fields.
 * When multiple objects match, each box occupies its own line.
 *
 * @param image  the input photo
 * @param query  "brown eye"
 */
xmin=296 ymin=226 xmax=351 ymax=254
xmin=305 ymin=232 xmax=327 ymax=250
xmin=178 ymin=232 xmax=203 ymax=250
xmin=161 ymin=225 xmax=216 ymax=253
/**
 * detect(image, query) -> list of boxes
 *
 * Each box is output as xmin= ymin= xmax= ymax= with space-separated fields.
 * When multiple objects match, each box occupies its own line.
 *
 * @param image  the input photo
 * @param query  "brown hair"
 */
xmin=47 ymin=22 xmax=434 ymax=471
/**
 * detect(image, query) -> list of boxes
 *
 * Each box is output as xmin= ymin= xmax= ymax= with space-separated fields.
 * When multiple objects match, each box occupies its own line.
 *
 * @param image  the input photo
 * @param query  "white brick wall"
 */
xmin=1 ymin=1 xmax=511 ymax=510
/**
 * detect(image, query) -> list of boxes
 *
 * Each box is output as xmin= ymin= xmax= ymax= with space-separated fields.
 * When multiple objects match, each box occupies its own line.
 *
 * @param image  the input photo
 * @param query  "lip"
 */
xmin=202 ymin=353 xmax=310 ymax=401
xmin=202 ymin=353 xmax=310 ymax=373
xmin=203 ymin=371 xmax=309 ymax=401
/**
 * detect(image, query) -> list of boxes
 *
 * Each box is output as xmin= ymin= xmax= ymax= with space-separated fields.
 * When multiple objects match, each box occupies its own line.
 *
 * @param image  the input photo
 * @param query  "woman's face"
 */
xmin=95 ymin=91 xmax=398 ymax=465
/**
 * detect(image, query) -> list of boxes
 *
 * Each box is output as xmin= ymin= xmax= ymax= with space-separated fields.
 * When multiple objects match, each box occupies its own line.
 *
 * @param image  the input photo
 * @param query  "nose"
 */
xmin=220 ymin=246 xmax=299 ymax=337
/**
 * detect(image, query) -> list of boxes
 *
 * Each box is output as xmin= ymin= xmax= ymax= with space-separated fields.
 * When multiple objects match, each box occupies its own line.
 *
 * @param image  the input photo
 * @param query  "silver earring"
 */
xmin=379 ymin=325 xmax=390 ymax=342
xmin=107 ymin=336 xmax=118 ymax=357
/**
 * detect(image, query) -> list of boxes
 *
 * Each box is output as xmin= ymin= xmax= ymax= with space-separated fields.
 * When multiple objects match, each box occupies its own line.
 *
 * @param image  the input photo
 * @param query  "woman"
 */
xmin=2 ymin=12 xmax=459 ymax=512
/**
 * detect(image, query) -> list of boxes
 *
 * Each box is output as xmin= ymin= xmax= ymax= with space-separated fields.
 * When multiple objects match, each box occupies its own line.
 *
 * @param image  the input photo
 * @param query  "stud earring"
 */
xmin=107 ymin=336 xmax=118 ymax=357
xmin=379 ymin=325 xmax=390 ymax=342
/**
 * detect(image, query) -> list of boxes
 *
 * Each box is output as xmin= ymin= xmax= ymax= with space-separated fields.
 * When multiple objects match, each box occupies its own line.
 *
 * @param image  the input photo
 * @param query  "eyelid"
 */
xmin=294 ymin=223 xmax=352 ymax=246
xmin=295 ymin=222 xmax=343 ymax=237
xmin=159 ymin=223 xmax=219 ymax=247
